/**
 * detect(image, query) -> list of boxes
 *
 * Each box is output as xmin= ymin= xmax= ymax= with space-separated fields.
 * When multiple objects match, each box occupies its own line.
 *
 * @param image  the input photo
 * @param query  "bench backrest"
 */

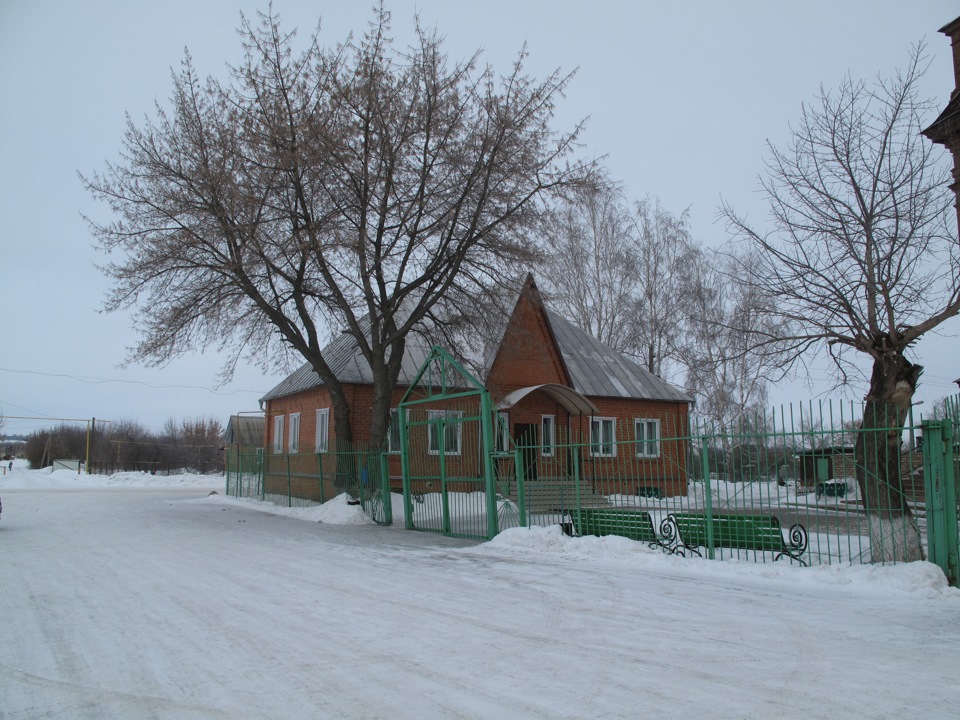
xmin=671 ymin=513 xmax=785 ymax=551
xmin=574 ymin=508 xmax=658 ymax=543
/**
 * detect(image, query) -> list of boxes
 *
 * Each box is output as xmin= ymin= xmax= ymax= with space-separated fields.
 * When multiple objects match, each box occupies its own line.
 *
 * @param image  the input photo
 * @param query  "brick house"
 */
xmin=260 ymin=274 xmax=692 ymax=497
xmin=923 ymin=16 xmax=960 ymax=236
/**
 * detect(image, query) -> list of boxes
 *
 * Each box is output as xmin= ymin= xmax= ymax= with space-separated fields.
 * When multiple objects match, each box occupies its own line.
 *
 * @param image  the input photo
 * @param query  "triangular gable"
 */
xmin=485 ymin=274 xmax=573 ymax=394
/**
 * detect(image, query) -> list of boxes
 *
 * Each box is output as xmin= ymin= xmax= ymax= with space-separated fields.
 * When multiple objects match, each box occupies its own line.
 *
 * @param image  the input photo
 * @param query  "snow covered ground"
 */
xmin=2 ymin=459 xmax=959 ymax=719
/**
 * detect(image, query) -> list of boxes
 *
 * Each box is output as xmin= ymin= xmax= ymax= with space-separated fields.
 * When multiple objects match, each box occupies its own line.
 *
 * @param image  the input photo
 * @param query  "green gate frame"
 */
xmin=398 ymin=346 xmax=499 ymax=540
xmin=922 ymin=418 xmax=959 ymax=587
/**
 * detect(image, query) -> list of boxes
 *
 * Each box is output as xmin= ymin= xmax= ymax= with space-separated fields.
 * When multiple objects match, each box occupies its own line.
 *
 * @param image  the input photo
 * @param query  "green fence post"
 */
xmin=380 ymin=452 xmax=392 ymax=526
xmin=319 ymin=453 xmax=326 ymax=504
xmin=572 ymin=446 xmax=581 ymax=531
xmin=258 ymin=448 xmax=265 ymax=501
xmin=398 ymin=407 xmax=414 ymax=531
xmin=701 ymin=441 xmax=715 ymax=560
xmin=923 ymin=420 xmax=959 ymax=586
xmin=286 ymin=454 xmax=292 ymax=508
xmin=439 ymin=418 xmax=450 ymax=535
xmin=514 ymin=446 xmax=527 ymax=528
xmin=480 ymin=392 xmax=499 ymax=540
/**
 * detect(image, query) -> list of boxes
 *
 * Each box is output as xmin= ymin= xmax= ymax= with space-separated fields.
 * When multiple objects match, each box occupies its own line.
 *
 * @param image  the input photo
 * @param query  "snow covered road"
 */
xmin=2 ymin=482 xmax=959 ymax=719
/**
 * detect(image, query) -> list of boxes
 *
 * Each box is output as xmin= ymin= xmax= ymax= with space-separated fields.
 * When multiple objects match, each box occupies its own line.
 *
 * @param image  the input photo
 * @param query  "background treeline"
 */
xmin=24 ymin=418 xmax=225 ymax=475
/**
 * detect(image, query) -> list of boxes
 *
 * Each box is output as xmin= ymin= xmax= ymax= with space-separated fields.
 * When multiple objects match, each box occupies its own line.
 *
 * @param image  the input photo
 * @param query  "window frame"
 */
xmin=386 ymin=408 xmax=408 ymax=454
xmin=288 ymin=412 xmax=301 ymax=454
xmin=428 ymin=409 xmax=463 ymax=456
xmin=541 ymin=414 xmax=556 ymax=457
xmin=273 ymin=415 xmax=285 ymax=454
xmin=315 ymin=407 xmax=330 ymax=453
xmin=634 ymin=417 xmax=661 ymax=458
xmin=495 ymin=411 xmax=510 ymax=453
xmin=589 ymin=416 xmax=617 ymax=458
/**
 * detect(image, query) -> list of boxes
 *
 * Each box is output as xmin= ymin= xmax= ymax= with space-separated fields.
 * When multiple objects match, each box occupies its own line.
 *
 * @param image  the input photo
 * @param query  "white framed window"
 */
xmin=273 ymin=415 xmax=284 ymax=454
xmin=495 ymin=412 xmax=510 ymax=452
xmin=288 ymin=413 xmax=301 ymax=454
xmin=428 ymin=410 xmax=463 ymax=455
xmin=387 ymin=408 xmax=407 ymax=454
xmin=315 ymin=408 xmax=330 ymax=453
xmin=541 ymin=415 xmax=556 ymax=457
xmin=590 ymin=417 xmax=617 ymax=457
xmin=634 ymin=418 xmax=661 ymax=458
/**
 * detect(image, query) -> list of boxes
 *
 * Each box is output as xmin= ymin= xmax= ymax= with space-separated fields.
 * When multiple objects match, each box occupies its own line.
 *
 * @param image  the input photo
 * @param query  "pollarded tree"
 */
xmin=83 ymin=6 xmax=591 ymax=448
xmin=720 ymin=45 xmax=960 ymax=561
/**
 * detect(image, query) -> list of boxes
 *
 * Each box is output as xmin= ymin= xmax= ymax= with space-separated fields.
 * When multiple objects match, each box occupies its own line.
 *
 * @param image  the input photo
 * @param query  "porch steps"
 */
xmin=509 ymin=478 xmax=611 ymax=513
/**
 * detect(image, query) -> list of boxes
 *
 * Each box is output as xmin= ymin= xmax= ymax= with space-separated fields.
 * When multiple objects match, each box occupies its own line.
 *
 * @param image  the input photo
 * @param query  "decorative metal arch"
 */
xmin=398 ymin=346 xmax=498 ymax=539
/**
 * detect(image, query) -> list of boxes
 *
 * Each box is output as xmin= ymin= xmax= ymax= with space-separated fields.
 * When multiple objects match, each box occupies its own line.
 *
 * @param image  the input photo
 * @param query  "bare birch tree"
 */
xmin=681 ymin=249 xmax=778 ymax=436
xmin=538 ymin=180 xmax=639 ymax=353
xmin=720 ymin=45 xmax=959 ymax=561
xmin=631 ymin=196 xmax=696 ymax=376
xmin=539 ymin=185 xmax=694 ymax=378
xmin=83 ymin=6 xmax=591 ymax=448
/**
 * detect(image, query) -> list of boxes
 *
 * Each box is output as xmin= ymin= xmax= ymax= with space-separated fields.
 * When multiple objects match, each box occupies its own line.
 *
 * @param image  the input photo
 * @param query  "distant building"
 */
xmin=922 ymin=16 xmax=960 ymax=236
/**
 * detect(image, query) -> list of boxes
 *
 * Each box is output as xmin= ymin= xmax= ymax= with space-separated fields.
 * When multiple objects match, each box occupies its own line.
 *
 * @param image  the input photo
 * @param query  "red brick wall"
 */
xmin=483 ymin=278 xmax=690 ymax=496
xmin=486 ymin=283 xmax=569 ymax=396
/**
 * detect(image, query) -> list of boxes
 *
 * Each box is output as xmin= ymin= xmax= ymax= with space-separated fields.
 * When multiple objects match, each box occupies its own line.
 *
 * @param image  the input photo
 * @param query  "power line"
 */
xmin=0 ymin=367 xmax=267 ymax=396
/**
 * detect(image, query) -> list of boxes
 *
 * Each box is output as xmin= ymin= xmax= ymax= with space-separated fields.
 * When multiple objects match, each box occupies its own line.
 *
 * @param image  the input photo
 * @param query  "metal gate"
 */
xmin=398 ymin=347 xmax=499 ymax=540
xmin=923 ymin=416 xmax=960 ymax=586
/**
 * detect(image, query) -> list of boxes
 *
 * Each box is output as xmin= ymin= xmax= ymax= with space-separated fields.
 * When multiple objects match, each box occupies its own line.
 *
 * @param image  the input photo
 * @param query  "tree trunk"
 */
xmin=854 ymin=353 xmax=924 ymax=562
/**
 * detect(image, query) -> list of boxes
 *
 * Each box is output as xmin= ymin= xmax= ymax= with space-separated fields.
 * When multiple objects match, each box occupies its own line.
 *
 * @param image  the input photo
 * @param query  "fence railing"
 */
xmin=223 ymin=396 xmax=960 ymax=579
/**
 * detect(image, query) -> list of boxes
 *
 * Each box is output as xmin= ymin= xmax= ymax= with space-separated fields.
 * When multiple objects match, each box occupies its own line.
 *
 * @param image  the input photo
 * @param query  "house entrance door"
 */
xmin=515 ymin=423 xmax=539 ymax=481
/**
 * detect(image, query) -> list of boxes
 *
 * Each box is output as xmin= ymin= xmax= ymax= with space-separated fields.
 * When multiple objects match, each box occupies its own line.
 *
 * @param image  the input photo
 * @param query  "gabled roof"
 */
xmin=224 ymin=415 xmax=264 ymax=446
xmin=545 ymin=308 xmax=692 ymax=403
xmin=260 ymin=328 xmax=432 ymax=402
xmin=261 ymin=276 xmax=691 ymax=406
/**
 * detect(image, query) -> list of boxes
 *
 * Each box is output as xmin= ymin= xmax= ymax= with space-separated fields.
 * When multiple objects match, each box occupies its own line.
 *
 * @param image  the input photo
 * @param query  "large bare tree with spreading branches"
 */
xmin=83 ymin=6 xmax=591 ymax=448
xmin=721 ymin=45 xmax=959 ymax=561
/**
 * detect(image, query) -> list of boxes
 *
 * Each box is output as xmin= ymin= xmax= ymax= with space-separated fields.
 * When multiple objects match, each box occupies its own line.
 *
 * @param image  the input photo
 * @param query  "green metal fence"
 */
xmin=506 ymin=398 xmax=959 ymax=579
xmin=225 ymin=443 xmax=393 ymax=523
xmin=224 ymin=395 xmax=960 ymax=584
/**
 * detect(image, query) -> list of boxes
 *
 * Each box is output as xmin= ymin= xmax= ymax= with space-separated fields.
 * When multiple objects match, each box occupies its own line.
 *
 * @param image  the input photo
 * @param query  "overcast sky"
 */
xmin=1 ymin=1 xmax=958 ymax=436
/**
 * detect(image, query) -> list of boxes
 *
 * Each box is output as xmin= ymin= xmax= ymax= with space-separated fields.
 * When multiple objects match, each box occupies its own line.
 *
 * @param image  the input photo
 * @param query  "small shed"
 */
xmin=224 ymin=415 xmax=265 ymax=452
xmin=795 ymin=446 xmax=854 ymax=486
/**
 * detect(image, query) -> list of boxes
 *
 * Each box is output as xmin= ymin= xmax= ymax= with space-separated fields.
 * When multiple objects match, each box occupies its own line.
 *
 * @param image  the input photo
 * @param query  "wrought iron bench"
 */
xmin=663 ymin=512 xmax=808 ymax=565
xmin=569 ymin=507 xmax=678 ymax=553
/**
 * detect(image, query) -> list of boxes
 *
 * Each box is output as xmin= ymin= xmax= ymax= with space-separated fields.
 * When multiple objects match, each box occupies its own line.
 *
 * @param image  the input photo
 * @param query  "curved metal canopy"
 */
xmin=496 ymin=383 xmax=599 ymax=415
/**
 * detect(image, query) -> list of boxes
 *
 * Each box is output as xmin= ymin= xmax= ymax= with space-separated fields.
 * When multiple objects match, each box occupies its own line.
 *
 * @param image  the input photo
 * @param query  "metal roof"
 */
xmin=545 ymin=308 xmax=692 ymax=403
xmin=262 ymin=290 xmax=692 ymax=406
xmin=260 ymin=328 xmax=433 ymax=402
xmin=223 ymin=415 xmax=264 ymax=446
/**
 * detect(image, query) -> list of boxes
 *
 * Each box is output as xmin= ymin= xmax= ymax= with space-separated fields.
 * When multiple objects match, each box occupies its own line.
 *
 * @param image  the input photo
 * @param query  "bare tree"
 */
xmin=539 ymin=185 xmax=694 ymax=378
xmin=538 ymin=179 xmax=639 ymax=353
xmin=720 ymin=46 xmax=959 ymax=561
xmin=631 ymin=196 xmax=696 ymax=377
xmin=681 ymin=249 xmax=778 ymax=436
xmin=83 ymin=6 xmax=591 ymax=448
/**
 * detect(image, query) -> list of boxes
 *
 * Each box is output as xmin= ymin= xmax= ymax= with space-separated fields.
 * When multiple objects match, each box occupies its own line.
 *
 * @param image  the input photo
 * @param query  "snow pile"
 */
xmin=206 ymin=492 xmax=375 ymax=525
xmin=481 ymin=525 xmax=957 ymax=598
xmin=3 ymin=457 xmax=957 ymax=599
